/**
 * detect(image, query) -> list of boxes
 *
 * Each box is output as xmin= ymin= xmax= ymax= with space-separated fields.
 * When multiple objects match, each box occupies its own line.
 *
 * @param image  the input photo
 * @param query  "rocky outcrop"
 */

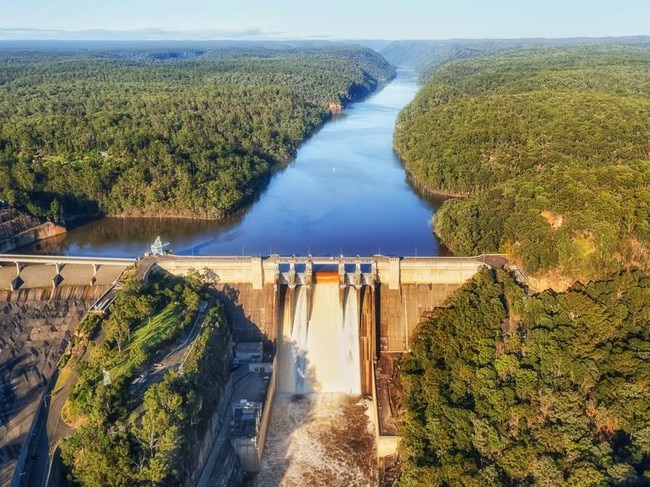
xmin=0 ymin=206 xmax=66 ymax=253
xmin=328 ymin=101 xmax=343 ymax=114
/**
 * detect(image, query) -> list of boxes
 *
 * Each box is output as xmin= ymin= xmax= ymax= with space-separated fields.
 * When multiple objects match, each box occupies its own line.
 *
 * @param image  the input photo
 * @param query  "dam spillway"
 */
xmin=0 ymin=252 xmax=501 ymax=484
xmin=155 ymin=253 xmax=493 ymax=354
xmin=152 ymin=253 xmax=501 ymax=481
xmin=156 ymin=254 xmax=495 ymax=425
xmin=278 ymin=275 xmax=363 ymax=395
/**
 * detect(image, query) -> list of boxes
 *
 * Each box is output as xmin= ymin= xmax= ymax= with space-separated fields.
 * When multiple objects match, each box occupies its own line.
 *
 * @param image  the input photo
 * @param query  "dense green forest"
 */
xmin=58 ymin=270 xmax=231 ymax=486
xmin=394 ymin=41 xmax=650 ymax=487
xmin=399 ymin=268 xmax=650 ymax=486
xmin=379 ymin=37 xmax=650 ymax=80
xmin=394 ymin=45 xmax=650 ymax=282
xmin=0 ymin=43 xmax=394 ymax=221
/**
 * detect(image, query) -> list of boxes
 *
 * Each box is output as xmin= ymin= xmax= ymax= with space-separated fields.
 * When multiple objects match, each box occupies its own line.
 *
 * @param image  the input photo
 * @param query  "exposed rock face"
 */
xmin=328 ymin=101 xmax=343 ymax=114
xmin=0 ymin=206 xmax=66 ymax=253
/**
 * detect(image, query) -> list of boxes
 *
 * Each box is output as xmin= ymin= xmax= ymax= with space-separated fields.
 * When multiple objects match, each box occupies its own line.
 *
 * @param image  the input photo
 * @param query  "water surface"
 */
xmin=21 ymin=70 xmax=442 ymax=258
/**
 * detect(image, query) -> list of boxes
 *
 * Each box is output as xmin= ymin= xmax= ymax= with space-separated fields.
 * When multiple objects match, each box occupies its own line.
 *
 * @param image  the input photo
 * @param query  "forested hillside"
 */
xmin=394 ymin=45 xmax=650 ymax=284
xmin=394 ymin=41 xmax=650 ymax=487
xmin=379 ymin=39 xmax=528 ymax=77
xmin=379 ymin=36 xmax=650 ymax=79
xmin=0 ymin=43 xmax=394 ymax=221
xmin=399 ymin=268 xmax=650 ymax=486
xmin=58 ymin=270 xmax=231 ymax=485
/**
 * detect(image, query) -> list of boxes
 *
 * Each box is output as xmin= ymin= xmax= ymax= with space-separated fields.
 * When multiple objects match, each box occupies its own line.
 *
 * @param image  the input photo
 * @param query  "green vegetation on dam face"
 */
xmin=394 ymin=44 xmax=650 ymax=285
xmin=0 ymin=42 xmax=395 ymax=222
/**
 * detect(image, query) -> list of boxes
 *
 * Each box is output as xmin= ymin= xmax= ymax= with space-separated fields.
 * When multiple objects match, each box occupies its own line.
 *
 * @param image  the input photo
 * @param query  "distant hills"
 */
xmin=376 ymin=36 xmax=650 ymax=76
xmin=0 ymin=27 xmax=275 ymax=41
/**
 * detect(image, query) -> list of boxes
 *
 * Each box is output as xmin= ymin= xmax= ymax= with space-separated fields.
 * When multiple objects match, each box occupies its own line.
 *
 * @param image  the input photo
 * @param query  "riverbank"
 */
xmin=4 ymin=78 xmax=398 ymax=254
xmin=18 ymin=70 xmax=443 ymax=259
xmin=0 ymin=43 xmax=396 ymax=249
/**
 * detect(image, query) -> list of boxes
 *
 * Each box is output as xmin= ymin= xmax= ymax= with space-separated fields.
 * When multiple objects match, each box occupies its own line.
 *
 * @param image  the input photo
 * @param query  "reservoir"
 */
xmin=21 ymin=70 xmax=443 ymax=258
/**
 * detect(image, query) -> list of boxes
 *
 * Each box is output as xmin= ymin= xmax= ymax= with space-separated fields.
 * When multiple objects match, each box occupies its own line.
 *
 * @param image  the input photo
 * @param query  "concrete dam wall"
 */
xmin=159 ymin=254 xmax=489 ymax=433
xmin=157 ymin=254 xmax=487 ymax=354
xmin=0 ymin=253 xmax=491 ymax=483
xmin=157 ymin=254 xmax=490 ymax=455
xmin=0 ymin=254 xmax=133 ymax=486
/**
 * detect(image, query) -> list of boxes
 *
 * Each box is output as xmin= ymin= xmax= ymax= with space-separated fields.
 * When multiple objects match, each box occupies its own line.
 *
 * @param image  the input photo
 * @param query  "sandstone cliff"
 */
xmin=0 ymin=206 xmax=66 ymax=253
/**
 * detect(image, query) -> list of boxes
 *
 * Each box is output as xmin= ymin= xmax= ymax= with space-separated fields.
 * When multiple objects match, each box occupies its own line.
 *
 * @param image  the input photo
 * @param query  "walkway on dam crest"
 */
xmin=0 ymin=254 xmax=135 ymax=291
xmin=153 ymin=253 xmax=508 ymax=290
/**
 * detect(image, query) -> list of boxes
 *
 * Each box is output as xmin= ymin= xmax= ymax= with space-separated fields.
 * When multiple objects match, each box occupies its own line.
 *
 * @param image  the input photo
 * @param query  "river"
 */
xmin=20 ymin=69 xmax=444 ymax=258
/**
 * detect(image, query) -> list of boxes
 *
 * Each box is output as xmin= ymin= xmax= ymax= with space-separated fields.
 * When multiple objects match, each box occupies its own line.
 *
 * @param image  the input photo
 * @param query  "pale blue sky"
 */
xmin=1 ymin=0 xmax=648 ymax=40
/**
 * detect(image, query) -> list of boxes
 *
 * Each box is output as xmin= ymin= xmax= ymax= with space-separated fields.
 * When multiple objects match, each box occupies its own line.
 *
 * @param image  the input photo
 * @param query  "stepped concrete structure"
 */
xmin=0 ymin=252 xmax=504 ymax=482
xmin=0 ymin=254 xmax=134 ymax=487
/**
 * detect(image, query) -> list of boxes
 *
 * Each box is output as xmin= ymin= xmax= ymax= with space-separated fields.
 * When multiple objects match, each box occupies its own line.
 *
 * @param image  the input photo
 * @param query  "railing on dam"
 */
xmin=154 ymin=253 xmax=502 ymax=290
xmin=0 ymin=254 xmax=135 ymax=266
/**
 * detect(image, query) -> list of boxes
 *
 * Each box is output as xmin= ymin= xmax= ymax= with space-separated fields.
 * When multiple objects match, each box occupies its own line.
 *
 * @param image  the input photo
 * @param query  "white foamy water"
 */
xmin=253 ymin=393 xmax=377 ymax=487
xmin=264 ymin=281 xmax=374 ymax=485
xmin=278 ymin=282 xmax=361 ymax=394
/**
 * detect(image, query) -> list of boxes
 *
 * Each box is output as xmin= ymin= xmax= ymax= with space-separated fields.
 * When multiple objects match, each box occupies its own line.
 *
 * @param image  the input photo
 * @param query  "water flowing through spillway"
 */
xmin=265 ymin=280 xmax=375 ymax=485
xmin=341 ymin=287 xmax=361 ymax=395
xmin=279 ymin=280 xmax=361 ymax=394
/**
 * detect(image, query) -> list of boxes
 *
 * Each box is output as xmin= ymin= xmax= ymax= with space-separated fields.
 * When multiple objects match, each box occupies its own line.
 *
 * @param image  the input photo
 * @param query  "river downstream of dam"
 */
xmin=20 ymin=69 xmax=444 ymax=258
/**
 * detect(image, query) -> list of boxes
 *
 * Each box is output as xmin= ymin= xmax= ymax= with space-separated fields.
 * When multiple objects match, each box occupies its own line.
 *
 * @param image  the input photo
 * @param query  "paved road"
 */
xmin=11 ymin=383 xmax=50 ymax=487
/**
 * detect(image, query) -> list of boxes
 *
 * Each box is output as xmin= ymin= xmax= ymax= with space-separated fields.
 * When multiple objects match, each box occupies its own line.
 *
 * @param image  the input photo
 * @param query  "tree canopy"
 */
xmin=0 ymin=42 xmax=394 ymax=222
xmin=399 ymin=268 xmax=650 ymax=486
xmin=395 ymin=42 xmax=650 ymax=487
xmin=59 ymin=270 xmax=231 ymax=486
xmin=394 ymin=45 xmax=650 ymax=283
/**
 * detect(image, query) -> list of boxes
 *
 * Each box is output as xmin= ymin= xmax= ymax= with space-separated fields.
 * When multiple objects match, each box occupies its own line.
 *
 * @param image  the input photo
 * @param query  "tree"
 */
xmin=398 ymin=269 xmax=650 ymax=485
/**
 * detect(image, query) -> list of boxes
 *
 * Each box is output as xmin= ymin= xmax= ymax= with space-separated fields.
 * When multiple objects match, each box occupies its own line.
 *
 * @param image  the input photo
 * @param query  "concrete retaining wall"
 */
xmin=256 ymin=355 xmax=278 ymax=471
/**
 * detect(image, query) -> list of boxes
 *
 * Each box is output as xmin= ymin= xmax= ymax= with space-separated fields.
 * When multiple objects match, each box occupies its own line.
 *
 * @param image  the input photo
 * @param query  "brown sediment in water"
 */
xmin=254 ymin=393 xmax=377 ymax=487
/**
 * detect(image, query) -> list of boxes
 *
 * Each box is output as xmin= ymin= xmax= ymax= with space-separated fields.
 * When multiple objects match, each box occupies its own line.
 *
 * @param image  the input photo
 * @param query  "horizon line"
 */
xmin=0 ymin=27 xmax=648 ymax=43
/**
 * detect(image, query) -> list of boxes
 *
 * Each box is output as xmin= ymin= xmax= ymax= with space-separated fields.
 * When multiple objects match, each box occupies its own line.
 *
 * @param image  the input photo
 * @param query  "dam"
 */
xmin=157 ymin=252 xmax=497 ymax=479
xmin=156 ymin=253 xmax=491 ymax=354
xmin=1 ymin=252 xmax=500 ymax=484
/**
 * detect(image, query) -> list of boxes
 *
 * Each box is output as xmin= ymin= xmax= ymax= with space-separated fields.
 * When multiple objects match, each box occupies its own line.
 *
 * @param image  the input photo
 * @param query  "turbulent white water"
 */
xmin=291 ymin=286 xmax=309 ymax=394
xmin=265 ymin=282 xmax=375 ymax=485
xmin=279 ymin=282 xmax=361 ymax=394
xmin=341 ymin=286 xmax=361 ymax=393
xmin=254 ymin=393 xmax=376 ymax=487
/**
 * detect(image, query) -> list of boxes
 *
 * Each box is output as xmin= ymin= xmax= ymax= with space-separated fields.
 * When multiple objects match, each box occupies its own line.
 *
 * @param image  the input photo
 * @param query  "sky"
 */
xmin=0 ymin=0 xmax=648 ymax=41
